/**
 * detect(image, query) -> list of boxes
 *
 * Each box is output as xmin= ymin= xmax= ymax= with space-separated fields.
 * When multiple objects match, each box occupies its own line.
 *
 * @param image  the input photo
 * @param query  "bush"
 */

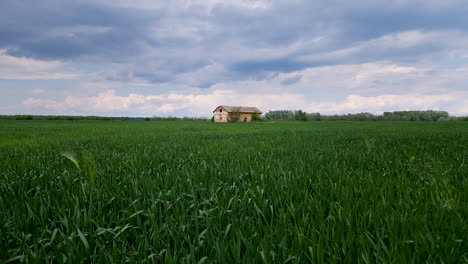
xmin=13 ymin=115 xmax=33 ymax=120
xmin=251 ymin=113 xmax=262 ymax=122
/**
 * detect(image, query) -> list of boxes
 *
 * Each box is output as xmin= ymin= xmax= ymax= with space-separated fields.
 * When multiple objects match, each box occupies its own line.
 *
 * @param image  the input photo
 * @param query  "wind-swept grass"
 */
xmin=61 ymin=151 xmax=98 ymax=184
xmin=0 ymin=120 xmax=467 ymax=263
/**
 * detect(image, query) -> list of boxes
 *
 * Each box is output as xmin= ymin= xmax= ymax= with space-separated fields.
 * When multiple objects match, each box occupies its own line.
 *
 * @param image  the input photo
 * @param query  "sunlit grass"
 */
xmin=0 ymin=120 xmax=467 ymax=263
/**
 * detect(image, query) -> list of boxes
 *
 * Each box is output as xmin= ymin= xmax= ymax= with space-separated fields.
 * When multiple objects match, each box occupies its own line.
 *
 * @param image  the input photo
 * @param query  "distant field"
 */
xmin=1 ymin=121 xmax=467 ymax=263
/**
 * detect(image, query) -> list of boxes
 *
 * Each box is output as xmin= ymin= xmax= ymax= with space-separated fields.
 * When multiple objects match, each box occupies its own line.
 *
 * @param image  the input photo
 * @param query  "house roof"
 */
xmin=214 ymin=105 xmax=262 ymax=113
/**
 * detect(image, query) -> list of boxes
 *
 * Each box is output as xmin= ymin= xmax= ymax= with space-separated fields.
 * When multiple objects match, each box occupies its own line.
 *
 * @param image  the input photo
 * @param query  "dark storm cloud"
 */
xmin=0 ymin=0 xmax=156 ymax=60
xmin=231 ymin=59 xmax=309 ymax=74
xmin=281 ymin=75 xmax=302 ymax=86
xmin=200 ymin=1 xmax=468 ymax=81
xmin=339 ymin=11 xmax=468 ymax=44
xmin=1 ymin=0 xmax=467 ymax=86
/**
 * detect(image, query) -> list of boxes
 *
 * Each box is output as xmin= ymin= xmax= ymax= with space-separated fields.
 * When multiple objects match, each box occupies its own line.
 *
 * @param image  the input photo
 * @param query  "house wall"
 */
xmin=213 ymin=106 xmax=260 ymax=122
xmin=213 ymin=107 xmax=229 ymax=122
xmin=228 ymin=113 xmax=253 ymax=122
xmin=239 ymin=113 xmax=253 ymax=122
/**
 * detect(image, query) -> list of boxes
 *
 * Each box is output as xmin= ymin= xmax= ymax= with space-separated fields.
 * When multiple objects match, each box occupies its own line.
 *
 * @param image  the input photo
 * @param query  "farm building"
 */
xmin=213 ymin=105 xmax=262 ymax=122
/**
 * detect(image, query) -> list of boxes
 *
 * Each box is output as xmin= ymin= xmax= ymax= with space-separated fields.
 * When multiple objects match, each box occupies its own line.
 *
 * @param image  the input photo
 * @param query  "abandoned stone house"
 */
xmin=213 ymin=105 xmax=262 ymax=122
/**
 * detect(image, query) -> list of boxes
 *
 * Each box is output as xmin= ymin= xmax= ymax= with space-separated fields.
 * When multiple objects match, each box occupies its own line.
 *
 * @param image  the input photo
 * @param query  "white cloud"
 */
xmin=15 ymin=86 xmax=468 ymax=117
xmin=307 ymin=93 xmax=468 ymax=115
xmin=0 ymin=50 xmax=79 ymax=80
xmin=17 ymin=89 xmax=305 ymax=116
xmin=4 ymin=61 xmax=468 ymax=117
xmin=272 ymin=62 xmax=468 ymax=97
xmin=206 ymin=61 xmax=463 ymax=97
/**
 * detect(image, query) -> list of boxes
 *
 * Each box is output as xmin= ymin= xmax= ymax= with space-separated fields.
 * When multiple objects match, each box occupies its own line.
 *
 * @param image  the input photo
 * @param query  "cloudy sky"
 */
xmin=1 ymin=0 xmax=467 ymax=117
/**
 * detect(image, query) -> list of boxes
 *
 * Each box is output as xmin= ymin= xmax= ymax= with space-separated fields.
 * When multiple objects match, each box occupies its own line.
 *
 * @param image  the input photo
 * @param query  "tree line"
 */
xmin=0 ymin=115 xmax=212 ymax=121
xmin=2 ymin=111 xmax=467 ymax=121
xmin=0 ymin=115 xmax=114 ymax=120
xmin=264 ymin=110 xmax=468 ymax=121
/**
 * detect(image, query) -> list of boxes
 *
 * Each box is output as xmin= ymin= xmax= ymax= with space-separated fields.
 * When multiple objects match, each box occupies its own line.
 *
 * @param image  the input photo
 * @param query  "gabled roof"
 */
xmin=213 ymin=105 xmax=262 ymax=113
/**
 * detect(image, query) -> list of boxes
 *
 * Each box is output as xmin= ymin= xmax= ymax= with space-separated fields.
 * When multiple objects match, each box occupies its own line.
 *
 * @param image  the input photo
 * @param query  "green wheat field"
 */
xmin=1 ymin=120 xmax=467 ymax=263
